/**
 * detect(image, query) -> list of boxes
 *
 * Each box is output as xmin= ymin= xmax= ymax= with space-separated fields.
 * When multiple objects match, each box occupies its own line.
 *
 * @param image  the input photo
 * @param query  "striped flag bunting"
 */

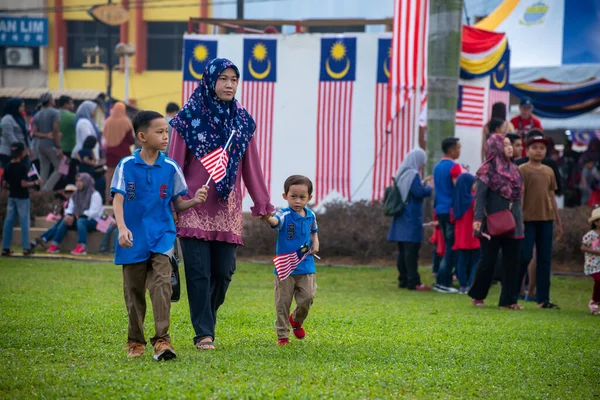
xmin=273 ymin=245 xmax=310 ymax=280
xmin=456 ymin=85 xmax=486 ymax=127
xmin=315 ymin=37 xmax=357 ymax=204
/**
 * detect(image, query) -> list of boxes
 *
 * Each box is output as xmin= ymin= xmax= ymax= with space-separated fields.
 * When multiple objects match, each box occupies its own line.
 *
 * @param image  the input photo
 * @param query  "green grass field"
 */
xmin=0 ymin=257 xmax=598 ymax=399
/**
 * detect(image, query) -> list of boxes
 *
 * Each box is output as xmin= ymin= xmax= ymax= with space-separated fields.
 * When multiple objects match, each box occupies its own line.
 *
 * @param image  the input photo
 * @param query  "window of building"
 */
xmin=66 ymin=21 xmax=119 ymax=69
xmin=146 ymin=22 xmax=188 ymax=71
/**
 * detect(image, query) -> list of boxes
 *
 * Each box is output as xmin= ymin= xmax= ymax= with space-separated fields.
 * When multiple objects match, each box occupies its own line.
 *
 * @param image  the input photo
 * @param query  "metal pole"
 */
xmin=106 ymin=0 xmax=113 ymax=109
xmin=237 ymin=0 xmax=244 ymax=19
xmin=58 ymin=46 xmax=64 ymax=88
xmin=124 ymin=56 xmax=130 ymax=104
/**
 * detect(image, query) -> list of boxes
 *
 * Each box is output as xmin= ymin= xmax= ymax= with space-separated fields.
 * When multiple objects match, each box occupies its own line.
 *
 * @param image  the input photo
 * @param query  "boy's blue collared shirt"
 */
xmin=110 ymin=149 xmax=188 ymax=265
xmin=272 ymin=206 xmax=318 ymax=275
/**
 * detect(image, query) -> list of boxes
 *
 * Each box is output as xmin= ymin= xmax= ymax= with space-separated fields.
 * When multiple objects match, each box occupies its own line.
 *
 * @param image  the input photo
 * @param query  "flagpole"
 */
xmin=204 ymin=129 xmax=237 ymax=186
xmin=414 ymin=0 xmax=425 ymax=150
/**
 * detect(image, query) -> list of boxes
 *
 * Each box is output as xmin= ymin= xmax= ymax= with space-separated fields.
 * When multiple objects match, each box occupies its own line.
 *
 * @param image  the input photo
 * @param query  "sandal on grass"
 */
xmin=195 ymin=337 xmax=215 ymax=350
xmin=500 ymin=304 xmax=524 ymax=310
xmin=538 ymin=301 xmax=560 ymax=309
xmin=1 ymin=249 xmax=13 ymax=256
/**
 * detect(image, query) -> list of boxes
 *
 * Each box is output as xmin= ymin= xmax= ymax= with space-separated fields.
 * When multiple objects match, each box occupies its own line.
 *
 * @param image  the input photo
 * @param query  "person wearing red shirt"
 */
xmin=510 ymin=98 xmax=542 ymax=157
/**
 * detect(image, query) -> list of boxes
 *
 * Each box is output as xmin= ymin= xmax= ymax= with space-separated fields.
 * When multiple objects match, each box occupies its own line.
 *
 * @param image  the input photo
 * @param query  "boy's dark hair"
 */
xmin=82 ymin=135 xmax=97 ymax=150
xmin=525 ymin=129 xmax=544 ymax=140
xmin=133 ymin=110 xmax=164 ymax=137
xmin=284 ymin=175 xmax=313 ymax=195
xmin=487 ymin=118 xmax=504 ymax=134
xmin=10 ymin=142 xmax=25 ymax=158
xmin=506 ymin=133 xmax=521 ymax=144
xmin=57 ymin=95 xmax=73 ymax=108
xmin=441 ymin=137 xmax=460 ymax=154
xmin=166 ymin=102 xmax=180 ymax=114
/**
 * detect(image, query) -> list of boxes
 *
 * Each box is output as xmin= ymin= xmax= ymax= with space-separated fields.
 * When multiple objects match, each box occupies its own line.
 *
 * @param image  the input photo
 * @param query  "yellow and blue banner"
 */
xmin=319 ymin=37 xmax=356 ymax=82
xmin=376 ymin=38 xmax=391 ymax=84
xmin=243 ymin=39 xmax=277 ymax=82
xmin=182 ymin=39 xmax=217 ymax=82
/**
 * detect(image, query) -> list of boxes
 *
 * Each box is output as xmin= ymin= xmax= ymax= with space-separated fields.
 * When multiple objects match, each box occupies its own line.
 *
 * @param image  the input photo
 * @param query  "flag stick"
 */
xmin=204 ymin=129 xmax=237 ymax=186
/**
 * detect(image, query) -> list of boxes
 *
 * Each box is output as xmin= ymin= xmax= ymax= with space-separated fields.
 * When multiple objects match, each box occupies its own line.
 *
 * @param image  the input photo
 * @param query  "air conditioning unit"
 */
xmin=5 ymin=48 xmax=34 ymax=67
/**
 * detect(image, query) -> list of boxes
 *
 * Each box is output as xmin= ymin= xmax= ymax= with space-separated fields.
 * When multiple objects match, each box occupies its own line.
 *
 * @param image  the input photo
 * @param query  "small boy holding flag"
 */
xmin=262 ymin=175 xmax=320 ymax=346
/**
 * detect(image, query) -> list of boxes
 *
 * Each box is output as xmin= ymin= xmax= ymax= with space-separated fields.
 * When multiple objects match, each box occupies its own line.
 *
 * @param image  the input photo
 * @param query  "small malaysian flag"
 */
xmin=27 ymin=164 xmax=40 ymax=180
xmin=200 ymin=147 xmax=229 ymax=183
xmin=273 ymin=245 xmax=311 ymax=280
xmin=456 ymin=85 xmax=486 ymax=127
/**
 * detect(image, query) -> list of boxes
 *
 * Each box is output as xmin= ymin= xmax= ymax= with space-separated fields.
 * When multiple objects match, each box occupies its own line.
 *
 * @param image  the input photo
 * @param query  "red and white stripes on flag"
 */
xmin=182 ymin=81 xmax=200 ymax=105
xmin=241 ymin=81 xmax=275 ymax=196
xmin=315 ymin=81 xmax=354 ymax=204
xmin=273 ymin=248 xmax=310 ymax=280
xmin=487 ymin=89 xmax=510 ymax=122
xmin=456 ymin=85 xmax=486 ymax=127
xmin=200 ymin=146 xmax=229 ymax=183
xmin=387 ymin=0 xmax=428 ymax=132
xmin=372 ymin=85 xmax=418 ymax=201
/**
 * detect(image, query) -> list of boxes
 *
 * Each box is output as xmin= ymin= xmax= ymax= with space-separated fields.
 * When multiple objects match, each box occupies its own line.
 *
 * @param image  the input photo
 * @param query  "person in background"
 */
xmin=103 ymin=102 xmax=134 ymax=204
xmin=469 ymin=135 xmax=524 ymax=310
xmin=0 ymin=98 xmax=30 ymax=169
xmin=452 ymin=173 xmax=480 ymax=294
xmin=482 ymin=102 xmax=515 ymax=159
xmin=46 ymin=173 xmax=104 ymax=256
xmin=57 ymin=95 xmax=77 ymax=186
xmin=581 ymin=208 xmax=600 ymax=315
xmin=560 ymin=140 xmax=581 ymax=208
xmin=31 ymin=184 xmax=77 ymax=249
xmin=516 ymin=130 xmax=562 ymax=195
xmin=482 ymin=119 xmax=507 ymax=160
xmin=433 ymin=138 xmax=463 ymax=293
xmin=506 ymin=133 xmax=523 ymax=162
xmin=581 ymin=155 xmax=600 ymax=207
xmin=99 ymin=220 xmax=117 ymax=254
xmin=1 ymin=143 xmax=42 ymax=256
xmin=510 ymin=98 xmax=542 ymax=157
xmin=32 ymin=93 xmax=62 ymax=191
xmin=518 ymin=134 xmax=563 ymax=309
xmin=428 ymin=213 xmax=445 ymax=277
xmin=72 ymin=101 xmax=101 ymax=164
xmin=78 ymin=135 xmax=106 ymax=203
xmin=164 ymin=102 xmax=179 ymax=154
xmin=387 ymin=148 xmax=433 ymax=291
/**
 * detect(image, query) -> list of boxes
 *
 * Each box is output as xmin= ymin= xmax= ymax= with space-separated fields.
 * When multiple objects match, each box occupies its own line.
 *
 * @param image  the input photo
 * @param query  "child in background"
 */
xmin=1 ymin=143 xmax=42 ymax=256
xmin=78 ymin=135 xmax=97 ymax=176
xmin=262 ymin=175 xmax=319 ymax=346
xmin=31 ymin=184 xmax=77 ymax=249
xmin=506 ymin=133 xmax=523 ymax=162
xmin=581 ymin=208 xmax=600 ymax=315
xmin=580 ymin=156 xmax=600 ymax=207
xmin=99 ymin=220 xmax=117 ymax=254
xmin=451 ymin=173 xmax=480 ymax=294
xmin=428 ymin=212 xmax=445 ymax=277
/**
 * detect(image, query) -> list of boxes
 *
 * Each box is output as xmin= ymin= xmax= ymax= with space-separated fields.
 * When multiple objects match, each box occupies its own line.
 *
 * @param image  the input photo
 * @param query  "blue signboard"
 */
xmin=0 ymin=17 xmax=48 ymax=47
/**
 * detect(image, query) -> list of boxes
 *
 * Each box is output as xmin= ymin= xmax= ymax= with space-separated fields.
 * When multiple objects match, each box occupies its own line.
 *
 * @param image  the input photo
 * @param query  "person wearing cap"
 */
xmin=32 ymin=92 xmax=62 ymax=191
xmin=1 ymin=143 xmax=43 ymax=256
xmin=510 ymin=98 xmax=542 ymax=157
xmin=518 ymin=132 xmax=563 ymax=309
xmin=581 ymin=208 xmax=600 ymax=315
xmin=31 ymin=184 xmax=78 ymax=250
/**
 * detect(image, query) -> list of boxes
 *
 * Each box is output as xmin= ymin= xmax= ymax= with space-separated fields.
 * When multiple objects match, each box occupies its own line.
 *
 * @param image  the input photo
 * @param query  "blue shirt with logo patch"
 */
xmin=272 ymin=207 xmax=318 ymax=276
xmin=110 ymin=149 xmax=188 ymax=265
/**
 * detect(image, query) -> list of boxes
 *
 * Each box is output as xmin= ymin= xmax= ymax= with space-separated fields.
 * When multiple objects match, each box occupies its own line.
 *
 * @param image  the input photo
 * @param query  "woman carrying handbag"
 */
xmin=468 ymin=135 xmax=525 ymax=310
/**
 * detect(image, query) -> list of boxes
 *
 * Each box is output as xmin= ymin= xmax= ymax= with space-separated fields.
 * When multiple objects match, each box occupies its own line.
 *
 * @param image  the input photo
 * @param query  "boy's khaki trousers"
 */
xmin=274 ymin=274 xmax=316 ymax=339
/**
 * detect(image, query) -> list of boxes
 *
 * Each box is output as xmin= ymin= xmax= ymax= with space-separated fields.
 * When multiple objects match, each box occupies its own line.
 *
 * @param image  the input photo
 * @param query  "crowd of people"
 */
xmin=0 ymin=61 xmax=599 ymax=362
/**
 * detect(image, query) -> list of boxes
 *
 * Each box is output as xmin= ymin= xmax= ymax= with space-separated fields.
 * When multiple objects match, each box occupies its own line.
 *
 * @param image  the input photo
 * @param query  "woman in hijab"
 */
xmin=0 ymin=98 xmax=30 ymax=168
xmin=102 ymin=102 xmax=134 ymax=204
xmin=387 ymin=148 xmax=433 ymax=291
xmin=469 ymin=135 xmax=524 ymax=310
xmin=72 ymin=101 xmax=101 ymax=163
xmin=451 ymin=173 xmax=480 ymax=293
xmin=168 ymin=58 xmax=274 ymax=350
xmin=46 ymin=173 xmax=104 ymax=256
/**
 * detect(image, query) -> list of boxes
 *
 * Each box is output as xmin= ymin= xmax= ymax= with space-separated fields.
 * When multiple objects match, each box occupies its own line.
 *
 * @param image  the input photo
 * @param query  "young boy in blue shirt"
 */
xmin=111 ymin=111 xmax=208 ymax=360
xmin=262 ymin=175 xmax=320 ymax=346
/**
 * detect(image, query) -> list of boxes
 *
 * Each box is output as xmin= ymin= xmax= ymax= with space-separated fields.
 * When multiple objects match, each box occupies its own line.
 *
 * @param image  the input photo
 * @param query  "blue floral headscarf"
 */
xmin=170 ymin=58 xmax=256 ymax=200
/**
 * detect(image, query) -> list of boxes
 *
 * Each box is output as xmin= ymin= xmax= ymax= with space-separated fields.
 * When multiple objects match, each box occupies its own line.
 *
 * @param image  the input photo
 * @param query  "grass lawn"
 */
xmin=0 ymin=257 xmax=598 ymax=399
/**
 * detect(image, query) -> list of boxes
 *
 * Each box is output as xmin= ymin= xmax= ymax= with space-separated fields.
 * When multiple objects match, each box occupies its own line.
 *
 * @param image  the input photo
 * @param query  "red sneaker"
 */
xmin=289 ymin=314 xmax=306 ymax=339
xmin=471 ymin=298 xmax=485 ymax=307
xmin=47 ymin=244 xmax=60 ymax=254
xmin=277 ymin=338 xmax=290 ymax=346
xmin=70 ymin=244 xmax=87 ymax=255
xmin=415 ymin=285 xmax=431 ymax=291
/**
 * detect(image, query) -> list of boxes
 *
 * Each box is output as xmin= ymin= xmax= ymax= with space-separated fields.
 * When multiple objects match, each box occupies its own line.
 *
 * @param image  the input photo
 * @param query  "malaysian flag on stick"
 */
xmin=456 ymin=85 xmax=486 ymax=127
xmin=181 ymin=38 xmax=217 ymax=104
xmin=315 ymin=37 xmax=357 ymax=204
xmin=241 ymin=38 xmax=277 ymax=197
xmin=273 ymin=245 xmax=311 ymax=280
xmin=201 ymin=130 xmax=235 ymax=185
xmin=27 ymin=164 xmax=40 ymax=180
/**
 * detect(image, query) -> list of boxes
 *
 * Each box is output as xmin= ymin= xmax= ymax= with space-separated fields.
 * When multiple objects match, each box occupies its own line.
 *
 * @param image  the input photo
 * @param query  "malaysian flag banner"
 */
xmin=273 ymin=245 xmax=310 ymax=280
xmin=241 ymin=38 xmax=277 ymax=196
xmin=456 ymin=85 xmax=486 ymax=128
xmin=182 ymin=38 xmax=218 ymax=104
xmin=487 ymin=49 xmax=510 ymax=121
xmin=315 ymin=37 xmax=356 ymax=204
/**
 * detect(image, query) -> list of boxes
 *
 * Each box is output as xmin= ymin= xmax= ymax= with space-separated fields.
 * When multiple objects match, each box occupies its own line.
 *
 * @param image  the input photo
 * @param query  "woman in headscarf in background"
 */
xmin=0 ymin=98 xmax=30 ymax=168
xmin=45 ymin=173 xmax=104 ymax=256
xmin=102 ymin=102 xmax=134 ymax=204
xmin=72 ymin=101 xmax=101 ymax=162
xmin=387 ymin=148 xmax=433 ymax=291
xmin=168 ymin=58 xmax=274 ymax=350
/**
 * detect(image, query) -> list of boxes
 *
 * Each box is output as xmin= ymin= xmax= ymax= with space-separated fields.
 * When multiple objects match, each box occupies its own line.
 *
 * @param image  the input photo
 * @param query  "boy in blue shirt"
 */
xmin=111 ymin=111 xmax=208 ymax=361
xmin=433 ymin=137 xmax=463 ymax=294
xmin=262 ymin=175 xmax=320 ymax=346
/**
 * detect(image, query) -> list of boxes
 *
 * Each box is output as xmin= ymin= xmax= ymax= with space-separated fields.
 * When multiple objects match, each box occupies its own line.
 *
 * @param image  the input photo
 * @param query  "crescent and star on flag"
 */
xmin=189 ymin=44 xmax=209 ymax=80
xmin=325 ymin=41 xmax=351 ymax=80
